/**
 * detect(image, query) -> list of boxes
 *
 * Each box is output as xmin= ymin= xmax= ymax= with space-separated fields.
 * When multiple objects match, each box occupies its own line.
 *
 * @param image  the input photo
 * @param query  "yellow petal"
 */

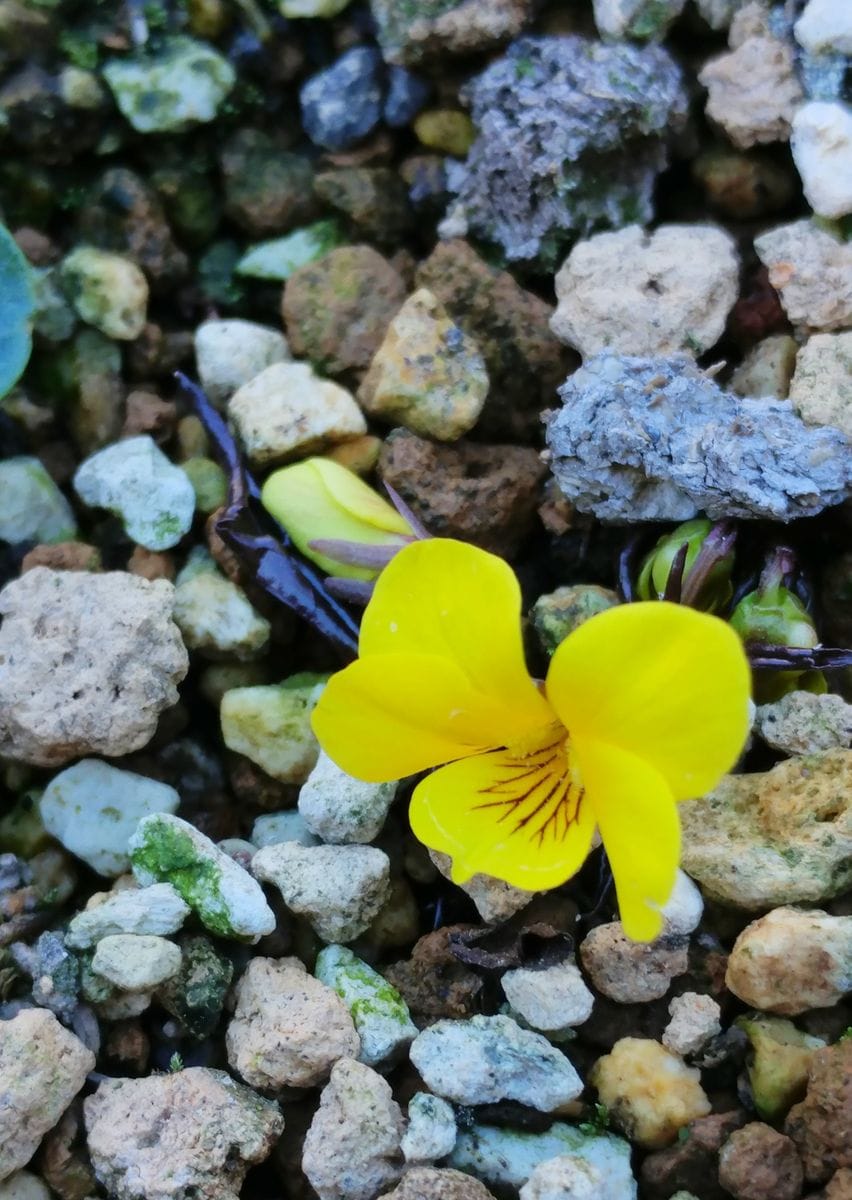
xmin=360 ymin=539 xmax=554 ymax=742
xmin=409 ymin=740 xmax=596 ymax=890
xmin=261 ymin=458 xmax=411 ymax=579
xmin=546 ymin=601 xmax=750 ymax=800
xmin=576 ymin=738 xmax=680 ymax=942
xmin=312 ymin=652 xmax=534 ymax=781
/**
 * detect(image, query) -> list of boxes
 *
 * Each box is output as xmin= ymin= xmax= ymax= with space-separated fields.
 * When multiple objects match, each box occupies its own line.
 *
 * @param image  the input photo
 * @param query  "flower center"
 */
xmin=474 ymin=722 xmax=586 ymax=847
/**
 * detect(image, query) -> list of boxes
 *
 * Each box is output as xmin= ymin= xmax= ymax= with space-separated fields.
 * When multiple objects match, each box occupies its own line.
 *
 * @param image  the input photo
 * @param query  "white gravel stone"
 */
xmin=401 ymin=1093 xmax=458 ymax=1164
xmin=103 ymin=36 xmax=235 ymax=134
xmin=315 ymin=944 xmax=417 ymax=1067
xmin=0 ymin=457 xmax=77 ymax=546
xmin=0 ymin=569 xmax=188 ymax=768
xmin=228 ymin=361 xmax=366 ymax=468
xmin=698 ymin=21 xmax=802 ymax=149
xmin=551 ymin=224 xmax=739 ymax=357
xmin=754 ymin=690 xmax=852 ymax=755
xmin=502 ymin=960 xmax=595 ymax=1035
xmin=429 ymin=851 xmax=535 ymax=923
xmin=194 ymin=318 xmax=290 ymax=406
xmin=592 ymin=0 xmax=685 ymax=39
xmin=226 ymin=956 xmax=360 ymax=1089
xmin=725 ymin=906 xmax=852 ymax=1015
xmin=789 ymin=331 xmax=852 ymax=438
xmin=795 ymin=0 xmax=852 ymax=55
xmin=252 ymin=841 xmax=390 ymax=943
xmin=0 ymin=1008 xmax=95 ymax=1181
xmin=66 ymin=883 xmax=190 ymax=949
xmin=74 ymin=436 xmax=195 ymax=551
xmin=173 ymin=549 xmax=270 ymax=661
xmin=130 ymin=813 xmax=276 ymax=943
xmin=299 ymin=750 xmax=397 ymax=844
xmin=753 ymin=219 xmax=852 ymax=333
xmin=40 ymin=759 xmax=179 ymax=877
xmin=450 ymin=1123 xmax=637 ymax=1198
xmin=84 ymin=1068 xmax=283 ymax=1200
xmin=730 ymin=335 xmax=798 ymax=399
xmin=251 ymin=811 xmax=319 ymax=847
xmin=791 ymin=101 xmax=852 ymax=219
xmin=661 ymin=870 xmax=705 ymax=935
xmin=663 ymin=993 xmax=723 ymax=1057
xmin=91 ymin=933 xmax=182 ymax=990
xmin=302 ymin=1058 xmax=404 ymax=1200
xmin=95 ymin=990 xmax=153 ymax=1020
xmin=410 ymin=1015 xmax=583 ymax=1112
xmin=0 ymin=1171 xmax=52 ymax=1200
xmin=520 ymin=1155 xmax=604 ymax=1200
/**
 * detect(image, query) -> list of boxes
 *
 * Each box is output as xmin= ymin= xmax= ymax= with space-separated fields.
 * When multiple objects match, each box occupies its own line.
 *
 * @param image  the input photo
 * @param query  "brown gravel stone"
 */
xmin=378 ymin=428 xmax=546 ymax=556
xmin=383 ymin=1167 xmax=497 ymax=1199
xmin=641 ymin=1111 xmax=748 ymax=1199
xmin=126 ymin=546 xmax=176 ymax=581
xmin=826 ymin=1169 xmax=852 ymax=1199
xmin=416 ymin=239 xmax=574 ymax=441
xmin=122 ymin=391 xmax=177 ymax=442
xmin=718 ymin=1123 xmax=803 ymax=1200
xmin=579 ymin=922 xmax=689 ymax=1004
xmin=282 ymin=245 xmax=406 ymax=378
xmin=384 ymin=925 xmax=483 ymax=1024
xmin=786 ymin=1041 xmax=852 ymax=1184
xmin=21 ymin=542 xmax=101 ymax=573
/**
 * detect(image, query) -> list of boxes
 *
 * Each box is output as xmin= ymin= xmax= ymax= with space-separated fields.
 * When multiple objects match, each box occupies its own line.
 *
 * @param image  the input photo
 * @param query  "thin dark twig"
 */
xmin=617 ymin=534 xmax=644 ymax=602
xmin=382 ymin=481 xmax=430 ymax=540
xmin=663 ymin=542 xmax=688 ymax=603
xmin=747 ymin=643 xmax=852 ymax=670
xmin=680 ymin=521 xmax=736 ymax=608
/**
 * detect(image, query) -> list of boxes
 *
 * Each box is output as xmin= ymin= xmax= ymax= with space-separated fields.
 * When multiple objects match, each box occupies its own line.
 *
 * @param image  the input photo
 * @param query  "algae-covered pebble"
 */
xmin=60 ymin=247 xmax=148 ymax=340
xmin=235 ymin=219 xmax=346 ymax=282
xmin=0 ymin=457 xmax=77 ymax=546
xmin=315 ymin=944 xmax=418 ymax=1067
xmin=129 ymin=812 xmax=276 ymax=943
xmin=736 ymin=1013 xmax=826 ymax=1120
xmin=73 ymin=435 xmax=195 ymax=551
xmin=220 ymin=673 xmax=328 ymax=783
xmin=103 ymin=37 xmax=235 ymax=134
xmin=157 ymin=935 xmax=234 ymax=1039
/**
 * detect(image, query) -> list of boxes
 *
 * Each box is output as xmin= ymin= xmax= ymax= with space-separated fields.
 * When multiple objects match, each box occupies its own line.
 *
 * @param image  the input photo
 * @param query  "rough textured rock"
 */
xmin=410 ymin=1015 xmax=583 ymax=1111
xmin=429 ymin=850 xmax=534 ymax=922
xmin=547 ymin=353 xmax=852 ymax=522
xmin=379 ymin=429 xmax=546 ymax=556
xmin=371 ymin=0 xmax=533 ymax=65
xmin=680 ymin=751 xmax=852 ymax=908
xmin=790 ymin=332 xmax=852 ymax=438
xmin=219 ymin=673 xmax=325 ymax=784
xmin=103 ymin=36 xmax=234 ymax=133
xmin=194 ymin=318 xmax=290 ymax=407
xmin=579 ymin=923 xmax=688 ymax=1004
xmin=298 ymin=750 xmax=397 ymax=845
xmin=520 ymin=1155 xmax=604 ymax=1200
xmin=795 ymin=0 xmax=852 ymax=54
xmin=591 ymin=1038 xmax=711 ymax=1150
xmin=753 ymin=220 xmax=852 ymax=333
xmin=785 ymin=1041 xmax=852 ymax=1184
xmin=416 ymin=239 xmax=572 ymax=442
xmin=39 ymin=760 xmax=179 ymax=877
xmin=130 ymin=813 xmax=276 ymax=943
xmin=358 ymin=288 xmax=488 ymax=441
xmin=0 ymin=457 xmax=77 ymax=546
xmin=252 ymin=841 xmax=391 ymax=943
xmin=718 ymin=1123 xmax=803 ymax=1200
xmin=282 ymin=246 xmax=406 ymax=378
xmin=443 ymin=35 xmax=687 ymax=265
xmin=725 ymin=907 xmax=852 ymax=1015
xmin=791 ymin=101 xmax=852 ymax=220
xmin=220 ymin=129 xmax=317 ymax=236
xmin=91 ymin=933 xmax=181 ymax=990
xmin=698 ymin=18 xmax=802 ymax=149
xmin=302 ymin=1058 xmax=404 ymax=1200
xmin=383 ymin=1168 xmax=496 ymax=1200
xmin=551 ymin=224 xmax=739 ymax=357
xmin=66 ymin=883 xmax=189 ymax=949
xmin=173 ymin=551 xmax=270 ymax=662
xmin=384 ymin=926 xmax=483 ymax=1023
xmin=84 ymin=1068 xmax=283 ymax=1200
xmin=226 ymin=956 xmax=359 ymax=1090
xmin=641 ymin=1112 xmax=747 ymax=1200
xmin=663 ymin=993 xmax=722 ymax=1058
xmin=401 ymin=1094 xmax=458 ymax=1164
xmin=593 ymin=0 xmax=685 ymax=39
xmin=0 ymin=1009 xmax=95 ymax=1181
xmin=299 ymin=47 xmax=383 ymax=153
xmin=502 ymin=959 xmax=594 ymax=1033
xmin=228 ymin=361 xmax=366 ymax=467
xmin=59 ymin=247 xmax=148 ymax=341
xmin=755 ymin=691 xmax=852 ymax=756
xmin=0 ymin=569 xmax=188 ymax=768
xmin=736 ymin=1013 xmax=825 ymax=1123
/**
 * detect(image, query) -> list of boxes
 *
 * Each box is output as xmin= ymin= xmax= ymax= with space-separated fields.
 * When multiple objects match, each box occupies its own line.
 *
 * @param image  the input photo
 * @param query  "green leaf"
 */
xmin=0 ymin=224 xmax=35 ymax=399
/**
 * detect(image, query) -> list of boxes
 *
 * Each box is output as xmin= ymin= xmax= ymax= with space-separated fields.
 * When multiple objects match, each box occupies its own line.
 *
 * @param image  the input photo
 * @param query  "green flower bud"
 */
xmin=637 ymin=519 xmax=735 ymax=612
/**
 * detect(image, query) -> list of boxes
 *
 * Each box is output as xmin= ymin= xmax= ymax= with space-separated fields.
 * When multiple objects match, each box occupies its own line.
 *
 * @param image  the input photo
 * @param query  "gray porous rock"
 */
xmin=443 ymin=35 xmax=688 ymax=265
xmin=546 ymin=353 xmax=852 ymax=522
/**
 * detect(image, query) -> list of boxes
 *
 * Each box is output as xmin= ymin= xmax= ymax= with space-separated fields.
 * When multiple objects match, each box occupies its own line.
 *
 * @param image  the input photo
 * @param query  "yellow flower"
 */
xmin=261 ymin=457 xmax=414 ymax=580
xmin=312 ymin=539 xmax=751 ymax=941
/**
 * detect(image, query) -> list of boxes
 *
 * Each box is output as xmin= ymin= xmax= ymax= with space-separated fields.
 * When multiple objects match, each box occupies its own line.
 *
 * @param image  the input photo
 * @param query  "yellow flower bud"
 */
xmin=261 ymin=457 xmax=414 ymax=581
